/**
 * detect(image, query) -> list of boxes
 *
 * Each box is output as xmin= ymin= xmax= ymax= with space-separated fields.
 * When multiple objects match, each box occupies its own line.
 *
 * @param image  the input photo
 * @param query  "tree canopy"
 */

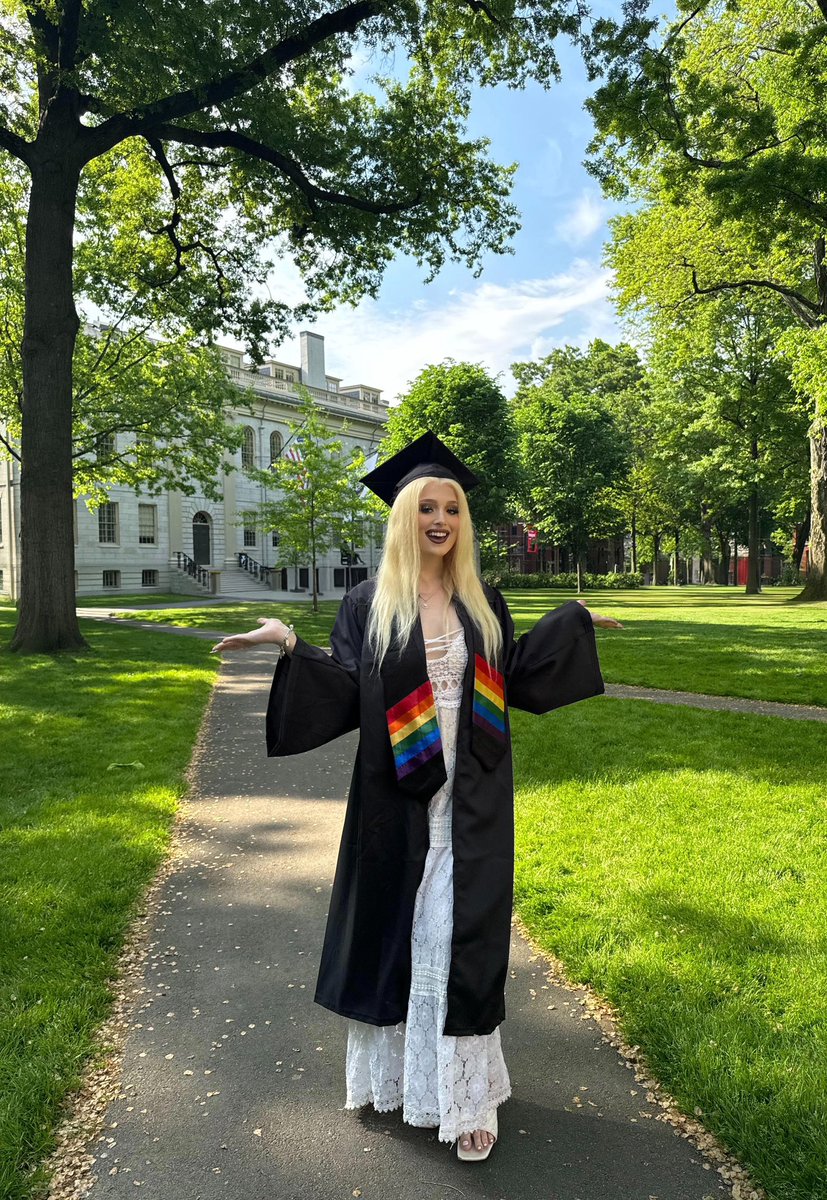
xmin=244 ymin=391 xmax=372 ymax=611
xmin=586 ymin=0 xmax=827 ymax=598
xmin=1 ymin=0 xmax=593 ymax=652
xmin=513 ymin=346 xmax=632 ymax=587
xmin=381 ymin=360 xmax=520 ymax=530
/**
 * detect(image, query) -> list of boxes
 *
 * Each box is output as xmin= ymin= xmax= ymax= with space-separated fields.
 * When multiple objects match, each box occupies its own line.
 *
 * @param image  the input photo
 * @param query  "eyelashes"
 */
xmin=419 ymin=505 xmax=459 ymax=515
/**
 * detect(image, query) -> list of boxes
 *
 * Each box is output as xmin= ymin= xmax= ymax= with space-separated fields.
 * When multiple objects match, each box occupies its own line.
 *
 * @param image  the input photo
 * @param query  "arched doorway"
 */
xmin=192 ymin=512 xmax=212 ymax=565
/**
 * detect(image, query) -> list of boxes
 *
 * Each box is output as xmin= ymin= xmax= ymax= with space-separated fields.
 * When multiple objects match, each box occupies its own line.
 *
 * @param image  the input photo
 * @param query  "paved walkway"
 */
xmin=77 ymin=649 xmax=743 ymax=1200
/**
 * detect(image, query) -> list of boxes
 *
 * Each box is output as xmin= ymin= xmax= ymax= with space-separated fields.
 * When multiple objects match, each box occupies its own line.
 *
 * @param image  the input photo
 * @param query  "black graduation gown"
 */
xmin=265 ymin=580 xmax=604 ymax=1037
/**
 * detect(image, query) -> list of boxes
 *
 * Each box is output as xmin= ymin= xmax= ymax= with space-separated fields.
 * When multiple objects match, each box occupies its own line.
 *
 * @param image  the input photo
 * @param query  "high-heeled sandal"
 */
xmin=457 ymin=1109 xmax=497 ymax=1161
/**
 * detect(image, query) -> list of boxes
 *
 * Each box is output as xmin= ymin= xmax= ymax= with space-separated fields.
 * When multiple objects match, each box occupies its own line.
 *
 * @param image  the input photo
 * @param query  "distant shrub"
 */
xmin=482 ymin=570 xmax=644 ymax=590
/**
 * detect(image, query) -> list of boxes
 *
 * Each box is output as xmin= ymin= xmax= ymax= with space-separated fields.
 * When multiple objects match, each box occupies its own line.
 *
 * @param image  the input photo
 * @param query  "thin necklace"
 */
xmin=418 ymin=582 xmax=443 ymax=608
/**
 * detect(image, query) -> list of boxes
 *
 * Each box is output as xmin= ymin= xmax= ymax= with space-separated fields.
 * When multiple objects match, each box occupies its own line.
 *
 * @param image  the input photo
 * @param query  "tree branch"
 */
xmin=58 ymin=0 xmax=83 ymax=71
xmin=0 ymin=125 xmax=31 ymax=163
xmin=85 ymin=0 xmax=386 ymax=156
xmin=151 ymin=123 xmax=421 ymax=215
xmin=685 ymin=265 xmax=825 ymax=322
xmin=0 ymin=427 xmax=21 ymax=462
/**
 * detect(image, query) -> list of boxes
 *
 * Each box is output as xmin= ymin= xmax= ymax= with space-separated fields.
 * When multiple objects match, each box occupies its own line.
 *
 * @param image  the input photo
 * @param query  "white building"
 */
xmin=0 ymin=331 xmax=388 ymax=600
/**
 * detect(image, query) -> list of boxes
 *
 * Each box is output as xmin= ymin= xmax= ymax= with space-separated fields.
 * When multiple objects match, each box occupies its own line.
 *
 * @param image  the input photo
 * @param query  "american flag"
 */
xmin=285 ymin=441 xmax=303 ymax=463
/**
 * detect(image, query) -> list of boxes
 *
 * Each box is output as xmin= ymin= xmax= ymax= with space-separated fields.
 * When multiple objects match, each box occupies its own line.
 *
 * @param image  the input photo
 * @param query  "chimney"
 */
xmin=299 ymin=331 xmax=326 ymax=391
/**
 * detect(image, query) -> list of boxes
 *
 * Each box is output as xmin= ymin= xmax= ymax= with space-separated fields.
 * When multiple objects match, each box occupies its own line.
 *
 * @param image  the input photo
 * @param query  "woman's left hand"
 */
xmin=577 ymin=599 xmax=623 ymax=629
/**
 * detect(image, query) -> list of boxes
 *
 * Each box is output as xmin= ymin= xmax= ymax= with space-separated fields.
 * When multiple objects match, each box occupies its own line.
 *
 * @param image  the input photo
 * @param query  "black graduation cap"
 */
xmin=361 ymin=431 xmax=480 ymax=506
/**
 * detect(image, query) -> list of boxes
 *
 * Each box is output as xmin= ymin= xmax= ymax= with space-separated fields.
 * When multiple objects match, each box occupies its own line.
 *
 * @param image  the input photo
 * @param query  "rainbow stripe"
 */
xmin=473 ymin=655 xmax=506 ymax=739
xmin=387 ymin=682 xmax=442 ymax=779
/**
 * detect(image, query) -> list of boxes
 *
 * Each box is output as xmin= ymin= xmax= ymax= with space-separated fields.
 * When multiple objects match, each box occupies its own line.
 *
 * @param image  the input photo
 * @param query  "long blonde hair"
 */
xmin=367 ymin=475 xmax=503 ymax=668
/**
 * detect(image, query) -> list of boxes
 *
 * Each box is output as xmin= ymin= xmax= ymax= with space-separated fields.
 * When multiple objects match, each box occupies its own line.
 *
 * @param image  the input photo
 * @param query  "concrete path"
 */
xmin=81 ymin=650 xmax=731 ymax=1200
xmin=603 ymin=683 xmax=827 ymax=722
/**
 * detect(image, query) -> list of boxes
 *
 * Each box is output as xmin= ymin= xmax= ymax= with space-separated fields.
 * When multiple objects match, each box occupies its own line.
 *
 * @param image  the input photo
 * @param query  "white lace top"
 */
xmin=344 ymin=623 xmax=511 ymax=1141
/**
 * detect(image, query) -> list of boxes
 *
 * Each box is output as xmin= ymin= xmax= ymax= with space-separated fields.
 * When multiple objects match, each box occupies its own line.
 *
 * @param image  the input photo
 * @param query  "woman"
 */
xmin=211 ymin=432 xmax=622 ymax=1160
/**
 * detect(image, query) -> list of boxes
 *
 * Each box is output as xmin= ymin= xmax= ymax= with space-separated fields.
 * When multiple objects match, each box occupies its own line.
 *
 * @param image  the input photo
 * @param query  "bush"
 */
xmin=777 ymin=563 xmax=804 ymax=586
xmin=482 ymin=569 xmax=644 ymax=590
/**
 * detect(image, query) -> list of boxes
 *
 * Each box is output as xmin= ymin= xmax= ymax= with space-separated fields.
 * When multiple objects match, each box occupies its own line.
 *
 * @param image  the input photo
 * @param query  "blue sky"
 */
xmin=260 ymin=35 xmax=629 ymax=403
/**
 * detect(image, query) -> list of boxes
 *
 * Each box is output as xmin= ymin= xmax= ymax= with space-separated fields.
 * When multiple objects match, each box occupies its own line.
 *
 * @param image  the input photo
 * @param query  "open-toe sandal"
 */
xmin=457 ymin=1110 xmax=497 ymax=1162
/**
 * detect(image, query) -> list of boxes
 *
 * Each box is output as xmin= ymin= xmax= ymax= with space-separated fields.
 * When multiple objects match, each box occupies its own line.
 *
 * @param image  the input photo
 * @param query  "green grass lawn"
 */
xmin=94 ymin=598 xmax=342 ymax=647
xmin=506 ymin=585 xmax=827 ymax=706
xmin=76 ymin=592 xmax=190 ymax=606
xmin=0 ymin=606 xmax=217 ymax=1200
xmin=116 ymin=585 xmax=827 ymax=706
xmin=512 ymin=697 xmax=827 ymax=1200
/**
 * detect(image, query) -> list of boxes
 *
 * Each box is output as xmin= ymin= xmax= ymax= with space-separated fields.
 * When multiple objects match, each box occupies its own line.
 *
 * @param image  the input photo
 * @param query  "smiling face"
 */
xmin=417 ymin=480 xmax=460 ymax=563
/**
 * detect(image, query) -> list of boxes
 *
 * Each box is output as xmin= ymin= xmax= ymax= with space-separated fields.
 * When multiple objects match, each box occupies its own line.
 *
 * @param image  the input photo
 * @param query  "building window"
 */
xmin=0 ymin=568 xmax=4 ymax=593
xmin=269 ymin=431 xmax=283 ymax=464
xmin=241 ymin=426 xmax=255 ymax=469
xmin=98 ymin=502 xmax=119 ymax=543
xmin=96 ymin=432 xmax=116 ymax=460
xmin=243 ymin=526 xmax=256 ymax=547
xmin=142 ymin=569 xmax=159 ymax=587
xmin=102 ymin=569 xmax=120 ymax=588
xmin=138 ymin=504 xmax=157 ymax=544
xmin=285 ymin=372 xmax=294 ymax=382
xmin=299 ymin=567 xmax=309 ymax=589
xmin=335 ymin=567 xmax=367 ymax=587
xmin=271 ymin=531 xmax=279 ymax=548
xmin=274 ymin=367 xmax=284 ymax=380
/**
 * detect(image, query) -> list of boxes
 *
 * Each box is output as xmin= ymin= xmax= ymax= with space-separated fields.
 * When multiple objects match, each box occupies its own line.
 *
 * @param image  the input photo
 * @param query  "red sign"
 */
xmin=526 ymin=528 xmax=538 ymax=554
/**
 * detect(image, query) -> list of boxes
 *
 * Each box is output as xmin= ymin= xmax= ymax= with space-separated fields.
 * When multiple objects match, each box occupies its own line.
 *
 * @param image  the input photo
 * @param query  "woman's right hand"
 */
xmin=211 ymin=617 xmax=291 ymax=655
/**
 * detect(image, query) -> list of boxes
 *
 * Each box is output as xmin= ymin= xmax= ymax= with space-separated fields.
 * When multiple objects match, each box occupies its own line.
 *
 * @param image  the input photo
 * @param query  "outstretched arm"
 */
xmin=211 ymin=617 xmax=296 ymax=655
xmin=487 ymin=589 xmax=613 ymax=715
xmin=576 ymin=598 xmax=623 ymax=630
xmin=264 ymin=594 xmax=366 ymax=757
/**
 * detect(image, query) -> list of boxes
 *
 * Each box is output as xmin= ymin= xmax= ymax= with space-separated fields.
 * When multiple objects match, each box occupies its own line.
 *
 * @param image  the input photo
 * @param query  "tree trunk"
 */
xmin=745 ymin=484 xmax=761 ymax=595
xmin=672 ymin=527 xmax=681 ymax=586
xmin=10 ymin=154 xmax=85 ymax=652
xmin=576 ymin=550 xmax=585 ymax=594
xmin=653 ymin=531 xmax=662 ymax=584
xmin=700 ymin=517 xmax=714 ymax=583
xmin=630 ymin=504 xmax=637 ymax=573
xmin=796 ymin=421 xmax=827 ymax=600
xmin=715 ymin=528 xmax=731 ymax=586
xmin=310 ymin=501 xmax=319 ymax=613
xmin=793 ymin=505 xmax=811 ymax=572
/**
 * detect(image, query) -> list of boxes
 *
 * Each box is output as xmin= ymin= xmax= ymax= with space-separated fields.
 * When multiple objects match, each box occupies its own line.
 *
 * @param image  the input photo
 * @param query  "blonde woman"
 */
xmin=211 ymin=432 xmax=621 ymax=1161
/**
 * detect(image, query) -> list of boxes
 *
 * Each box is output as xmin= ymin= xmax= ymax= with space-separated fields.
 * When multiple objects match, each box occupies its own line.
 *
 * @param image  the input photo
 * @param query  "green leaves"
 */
xmin=381 ymin=360 xmax=520 ymax=529
xmin=513 ymin=344 xmax=634 ymax=556
xmin=243 ymin=389 xmax=375 ymax=608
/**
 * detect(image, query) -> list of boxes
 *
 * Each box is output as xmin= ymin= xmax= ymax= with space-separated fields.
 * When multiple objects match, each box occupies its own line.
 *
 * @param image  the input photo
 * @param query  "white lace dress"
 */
xmin=344 ymin=625 xmax=511 ymax=1143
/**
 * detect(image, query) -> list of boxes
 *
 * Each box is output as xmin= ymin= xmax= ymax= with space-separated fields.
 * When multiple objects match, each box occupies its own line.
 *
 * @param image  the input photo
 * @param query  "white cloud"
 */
xmin=555 ymin=189 xmax=608 ymax=246
xmin=269 ymin=259 xmax=620 ymax=401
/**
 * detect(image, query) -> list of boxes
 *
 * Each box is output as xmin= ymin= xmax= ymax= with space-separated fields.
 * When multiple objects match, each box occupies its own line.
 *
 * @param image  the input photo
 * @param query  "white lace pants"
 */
xmin=344 ymin=807 xmax=511 ymax=1143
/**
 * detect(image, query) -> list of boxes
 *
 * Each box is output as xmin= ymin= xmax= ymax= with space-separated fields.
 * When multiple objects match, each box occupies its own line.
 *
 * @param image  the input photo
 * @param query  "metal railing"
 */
xmin=174 ymin=551 xmax=211 ymax=589
xmin=238 ymin=552 xmax=273 ymax=585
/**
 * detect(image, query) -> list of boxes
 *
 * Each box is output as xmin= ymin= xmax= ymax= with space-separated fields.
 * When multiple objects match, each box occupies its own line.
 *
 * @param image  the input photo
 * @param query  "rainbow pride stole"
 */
xmin=386 ymin=681 xmax=442 ymax=781
xmin=473 ymin=655 xmax=506 ymax=745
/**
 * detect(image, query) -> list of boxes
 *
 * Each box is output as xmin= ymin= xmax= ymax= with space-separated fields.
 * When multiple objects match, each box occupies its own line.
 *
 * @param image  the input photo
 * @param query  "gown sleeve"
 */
xmin=265 ymin=591 xmax=365 ymax=756
xmin=488 ymin=588 xmax=605 ymax=715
